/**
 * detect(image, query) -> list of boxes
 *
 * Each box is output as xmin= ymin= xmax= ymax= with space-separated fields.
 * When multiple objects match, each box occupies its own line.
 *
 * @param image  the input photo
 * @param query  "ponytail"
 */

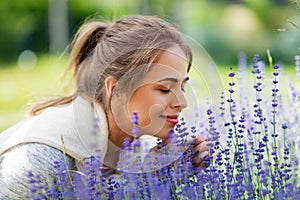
xmin=29 ymin=21 xmax=110 ymax=116
xmin=69 ymin=21 xmax=110 ymax=72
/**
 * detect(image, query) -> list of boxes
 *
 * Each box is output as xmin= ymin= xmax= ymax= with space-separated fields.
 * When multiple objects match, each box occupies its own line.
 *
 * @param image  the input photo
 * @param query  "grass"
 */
xmin=0 ymin=55 xmax=68 ymax=132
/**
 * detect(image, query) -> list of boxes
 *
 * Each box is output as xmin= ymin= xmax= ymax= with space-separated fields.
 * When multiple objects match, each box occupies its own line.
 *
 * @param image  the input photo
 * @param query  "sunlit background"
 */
xmin=0 ymin=0 xmax=299 ymax=131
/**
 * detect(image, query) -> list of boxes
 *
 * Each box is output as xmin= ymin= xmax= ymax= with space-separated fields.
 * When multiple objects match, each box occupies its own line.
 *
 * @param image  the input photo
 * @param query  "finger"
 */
xmin=194 ymin=141 xmax=209 ymax=154
xmin=200 ymin=150 xmax=210 ymax=160
xmin=193 ymin=150 xmax=210 ymax=168
xmin=192 ymin=150 xmax=208 ymax=164
xmin=193 ymin=136 xmax=206 ymax=146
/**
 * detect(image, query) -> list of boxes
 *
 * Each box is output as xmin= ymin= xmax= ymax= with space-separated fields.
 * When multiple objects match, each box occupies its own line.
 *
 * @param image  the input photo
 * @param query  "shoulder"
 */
xmin=0 ymin=143 xmax=76 ymax=199
xmin=0 ymin=143 xmax=76 ymax=170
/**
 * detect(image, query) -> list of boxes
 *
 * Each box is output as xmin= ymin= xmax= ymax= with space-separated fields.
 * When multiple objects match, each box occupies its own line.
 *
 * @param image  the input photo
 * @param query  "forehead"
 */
xmin=142 ymin=46 xmax=188 ymax=83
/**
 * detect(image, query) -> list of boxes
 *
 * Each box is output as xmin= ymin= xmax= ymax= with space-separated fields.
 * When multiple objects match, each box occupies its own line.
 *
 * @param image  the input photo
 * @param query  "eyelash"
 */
xmin=160 ymin=88 xmax=170 ymax=93
xmin=159 ymin=87 xmax=186 ymax=93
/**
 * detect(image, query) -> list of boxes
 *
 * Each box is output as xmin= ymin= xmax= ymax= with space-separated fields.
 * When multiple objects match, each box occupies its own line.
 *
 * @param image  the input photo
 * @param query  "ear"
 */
xmin=104 ymin=76 xmax=117 ymax=97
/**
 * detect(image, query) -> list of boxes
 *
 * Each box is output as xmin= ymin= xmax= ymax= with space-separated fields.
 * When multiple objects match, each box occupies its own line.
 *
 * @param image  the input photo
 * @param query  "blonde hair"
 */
xmin=30 ymin=15 xmax=192 ymax=116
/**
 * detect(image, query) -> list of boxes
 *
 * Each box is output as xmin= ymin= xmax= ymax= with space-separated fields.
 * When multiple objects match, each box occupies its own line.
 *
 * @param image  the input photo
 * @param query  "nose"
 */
xmin=171 ymin=90 xmax=187 ymax=110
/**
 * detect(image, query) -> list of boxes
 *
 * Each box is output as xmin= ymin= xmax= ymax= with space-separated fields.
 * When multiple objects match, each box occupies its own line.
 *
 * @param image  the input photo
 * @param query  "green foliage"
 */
xmin=0 ymin=55 xmax=67 ymax=132
xmin=0 ymin=0 xmax=47 ymax=63
xmin=0 ymin=0 xmax=299 ymax=65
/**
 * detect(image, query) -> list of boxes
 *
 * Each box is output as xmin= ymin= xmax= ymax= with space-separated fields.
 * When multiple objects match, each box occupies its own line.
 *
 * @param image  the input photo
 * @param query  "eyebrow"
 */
xmin=157 ymin=77 xmax=189 ymax=83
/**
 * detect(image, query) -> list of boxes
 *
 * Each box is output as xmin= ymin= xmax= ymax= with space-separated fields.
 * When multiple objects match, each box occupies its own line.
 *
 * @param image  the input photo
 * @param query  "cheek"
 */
xmin=129 ymin=93 xmax=168 ymax=125
xmin=139 ymin=104 xmax=165 ymax=126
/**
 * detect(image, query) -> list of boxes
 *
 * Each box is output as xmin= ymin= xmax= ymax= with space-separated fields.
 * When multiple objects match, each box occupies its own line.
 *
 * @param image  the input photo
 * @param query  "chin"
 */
xmin=141 ymin=120 xmax=175 ymax=139
xmin=154 ymin=127 xmax=173 ymax=140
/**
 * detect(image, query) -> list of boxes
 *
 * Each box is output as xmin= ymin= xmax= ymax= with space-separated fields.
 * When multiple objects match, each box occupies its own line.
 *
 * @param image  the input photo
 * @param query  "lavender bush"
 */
xmin=27 ymin=54 xmax=300 ymax=200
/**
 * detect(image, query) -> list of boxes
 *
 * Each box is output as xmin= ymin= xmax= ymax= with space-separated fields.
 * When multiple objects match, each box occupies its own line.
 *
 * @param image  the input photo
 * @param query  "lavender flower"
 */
xmin=25 ymin=53 xmax=300 ymax=199
xmin=295 ymin=55 xmax=300 ymax=78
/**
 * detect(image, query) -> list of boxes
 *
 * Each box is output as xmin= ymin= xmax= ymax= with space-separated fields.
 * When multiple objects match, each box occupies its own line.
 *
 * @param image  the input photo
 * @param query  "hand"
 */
xmin=141 ymin=135 xmax=212 ymax=172
xmin=191 ymin=136 xmax=211 ymax=168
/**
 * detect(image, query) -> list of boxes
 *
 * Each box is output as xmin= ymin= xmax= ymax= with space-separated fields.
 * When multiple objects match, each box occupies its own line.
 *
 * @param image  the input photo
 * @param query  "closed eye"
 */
xmin=160 ymin=88 xmax=170 ymax=93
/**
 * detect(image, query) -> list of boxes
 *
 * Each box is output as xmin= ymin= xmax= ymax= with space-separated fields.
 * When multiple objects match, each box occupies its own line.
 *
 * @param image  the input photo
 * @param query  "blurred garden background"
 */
xmin=0 ymin=0 xmax=300 ymax=132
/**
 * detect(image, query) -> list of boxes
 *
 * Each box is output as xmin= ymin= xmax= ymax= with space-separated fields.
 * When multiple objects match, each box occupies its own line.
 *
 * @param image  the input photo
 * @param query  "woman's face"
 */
xmin=128 ymin=45 xmax=189 ymax=140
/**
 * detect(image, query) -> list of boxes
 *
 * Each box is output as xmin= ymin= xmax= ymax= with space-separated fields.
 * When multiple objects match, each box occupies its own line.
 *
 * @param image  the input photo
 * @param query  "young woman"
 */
xmin=0 ymin=15 xmax=209 ymax=198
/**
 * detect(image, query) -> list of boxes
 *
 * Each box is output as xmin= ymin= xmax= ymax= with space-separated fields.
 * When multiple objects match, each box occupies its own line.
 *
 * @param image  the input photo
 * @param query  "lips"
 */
xmin=163 ymin=115 xmax=179 ymax=125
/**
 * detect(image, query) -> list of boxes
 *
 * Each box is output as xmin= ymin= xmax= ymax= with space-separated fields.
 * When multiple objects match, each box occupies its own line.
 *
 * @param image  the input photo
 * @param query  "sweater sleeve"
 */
xmin=0 ymin=143 xmax=76 ymax=199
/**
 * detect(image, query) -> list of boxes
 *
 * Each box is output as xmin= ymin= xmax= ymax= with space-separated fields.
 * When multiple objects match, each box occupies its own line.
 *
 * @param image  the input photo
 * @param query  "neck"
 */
xmin=107 ymin=111 xmax=133 ymax=148
xmin=103 ymin=140 xmax=121 ymax=171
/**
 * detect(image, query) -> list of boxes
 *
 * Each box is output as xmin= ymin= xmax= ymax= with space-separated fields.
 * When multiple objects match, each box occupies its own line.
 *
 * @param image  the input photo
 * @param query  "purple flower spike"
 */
xmin=295 ymin=55 xmax=300 ymax=78
xmin=131 ymin=112 xmax=139 ymax=125
xmin=253 ymin=54 xmax=260 ymax=62
xmin=273 ymin=72 xmax=279 ymax=76
xmin=132 ymin=126 xmax=138 ymax=136
xmin=132 ymin=138 xmax=141 ymax=148
xmin=273 ymin=65 xmax=280 ymax=69
xmin=228 ymin=89 xmax=235 ymax=93
xmin=282 ymin=124 xmax=288 ymax=129
xmin=228 ymin=72 xmax=235 ymax=77
xmin=122 ymin=137 xmax=132 ymax=150
xmin=207 ymin=109 xmax=213 ymax=115
xmin=131 ymin=112 xmax=139 ymax=136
